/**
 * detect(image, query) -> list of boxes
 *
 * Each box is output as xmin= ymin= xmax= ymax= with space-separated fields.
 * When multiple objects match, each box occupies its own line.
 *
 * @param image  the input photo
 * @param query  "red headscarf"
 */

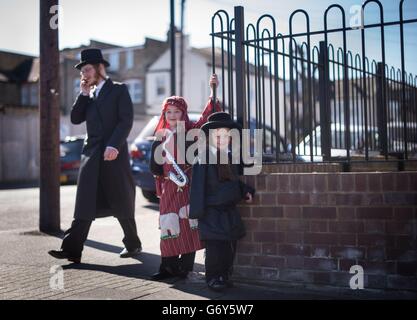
xmin=154 ymin=96 xmax=192 ymax=134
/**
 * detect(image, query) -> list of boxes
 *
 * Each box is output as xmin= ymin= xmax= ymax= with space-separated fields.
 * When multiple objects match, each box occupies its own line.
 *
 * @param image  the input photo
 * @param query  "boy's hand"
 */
xmin=245 ymin=192 xmax=253 ymax=204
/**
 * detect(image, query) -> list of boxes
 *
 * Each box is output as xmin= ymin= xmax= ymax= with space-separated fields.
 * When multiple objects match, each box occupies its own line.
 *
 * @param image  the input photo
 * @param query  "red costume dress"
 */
xmin=154 ymin=97 xmax=221 ymax=257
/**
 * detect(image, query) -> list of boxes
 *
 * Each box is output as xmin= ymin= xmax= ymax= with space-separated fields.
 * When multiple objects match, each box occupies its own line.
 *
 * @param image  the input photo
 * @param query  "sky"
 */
xmin=0 ymin=0 xmax=416 ymax=74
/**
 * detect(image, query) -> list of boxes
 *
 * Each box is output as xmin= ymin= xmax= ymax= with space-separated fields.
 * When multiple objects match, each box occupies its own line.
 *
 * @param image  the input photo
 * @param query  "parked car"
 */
xmin=60 ymin=135 xmax=84 ymax=184
xmin=387 ymin=121 xmax=417 ymax=158
xmin=295 ymin=123 xmax=381 ymax=162
xmin=248 ymin=120 xmax=304 ymax=163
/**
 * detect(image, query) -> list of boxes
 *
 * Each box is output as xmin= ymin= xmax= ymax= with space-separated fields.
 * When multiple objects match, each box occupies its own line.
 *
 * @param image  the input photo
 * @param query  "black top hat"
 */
xmin=74 ymin=48 xmax=110 ymax=70
xmin=201 ymin=111 xmax=242 ymax=134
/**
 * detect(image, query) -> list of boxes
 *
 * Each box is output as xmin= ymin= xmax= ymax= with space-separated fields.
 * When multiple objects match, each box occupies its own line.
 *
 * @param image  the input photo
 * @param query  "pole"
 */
xmin=39 ymin=0 xmax=61 ymax=233
xmin=234 ymin=6 xmax=246 ymax=129
xmin=170 ymin=0 xmax=176 ymax=95
xmin=318 ymin=41 xmax=331 ymax=161
xmin=376 ymin=62 xmax=388 ymax=157
xmin=179 ymin=0 xmax=185 ymax=96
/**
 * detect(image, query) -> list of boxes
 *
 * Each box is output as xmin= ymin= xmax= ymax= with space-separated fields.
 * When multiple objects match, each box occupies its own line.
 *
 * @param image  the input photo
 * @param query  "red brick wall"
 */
xmin=236 ymin=171 xmax=417 ymax=291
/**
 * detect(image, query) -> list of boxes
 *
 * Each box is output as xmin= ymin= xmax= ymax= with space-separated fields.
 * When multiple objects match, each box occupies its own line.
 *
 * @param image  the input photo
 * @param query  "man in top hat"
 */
xmin=48 ymin=48 xmax=142 ymax=263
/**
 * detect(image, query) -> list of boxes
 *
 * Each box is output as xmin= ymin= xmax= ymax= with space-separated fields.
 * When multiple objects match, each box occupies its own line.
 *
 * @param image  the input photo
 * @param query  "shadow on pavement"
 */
xmin=61 ymin=259 xmax=253 ymax=300
xmin=0 ymin=181 xmax=39 ymax=190
xmin=50 ymin=237 xmax=238 ymax=299
xmin=142 ymin=204 xmax=159 ymax=211
xmin=46 ymin=229 xmax=290 ymax=299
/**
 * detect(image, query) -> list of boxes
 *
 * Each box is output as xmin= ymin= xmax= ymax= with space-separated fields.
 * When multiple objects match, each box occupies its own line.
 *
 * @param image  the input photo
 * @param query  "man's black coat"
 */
xmin=71 ymin=78 xmax=135 ymax=221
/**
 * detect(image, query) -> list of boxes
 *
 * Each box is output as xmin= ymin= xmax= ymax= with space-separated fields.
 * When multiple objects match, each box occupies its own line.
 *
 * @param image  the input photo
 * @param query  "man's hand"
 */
xmin=80 ymin=78 xmax=91 ymax=96
xmin=103 ymin=147 xmax=119 ymax=161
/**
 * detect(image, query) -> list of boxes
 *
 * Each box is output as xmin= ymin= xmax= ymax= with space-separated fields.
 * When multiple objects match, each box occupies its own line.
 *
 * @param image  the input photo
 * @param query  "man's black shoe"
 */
xmin=119 ymin=246 xmax=142 ymax=258
xmin=48 ymin=250 xmax=81 ymax=264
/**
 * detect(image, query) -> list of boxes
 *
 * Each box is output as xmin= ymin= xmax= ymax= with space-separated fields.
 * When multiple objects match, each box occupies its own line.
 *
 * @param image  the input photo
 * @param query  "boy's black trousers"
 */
xmin=204 ymin=240 xmax=237 ymax=282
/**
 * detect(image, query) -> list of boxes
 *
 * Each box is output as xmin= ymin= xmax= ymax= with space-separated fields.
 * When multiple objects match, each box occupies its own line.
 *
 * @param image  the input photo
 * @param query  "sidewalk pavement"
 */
xmin=0 ymin=186 xmax=416 ymax=300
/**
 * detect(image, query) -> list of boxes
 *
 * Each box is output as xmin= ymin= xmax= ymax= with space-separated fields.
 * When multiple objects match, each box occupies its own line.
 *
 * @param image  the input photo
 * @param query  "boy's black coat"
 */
xmin=189 ymin=160 xmax=255 ymax=241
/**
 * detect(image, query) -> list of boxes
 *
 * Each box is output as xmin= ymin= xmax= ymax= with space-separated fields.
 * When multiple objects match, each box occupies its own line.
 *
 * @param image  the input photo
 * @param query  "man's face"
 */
xmin=80 ymin=64 xmax=100 ymax=87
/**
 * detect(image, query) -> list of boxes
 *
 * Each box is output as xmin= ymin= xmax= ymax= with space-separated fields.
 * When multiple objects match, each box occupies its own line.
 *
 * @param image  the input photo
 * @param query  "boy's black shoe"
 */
xmin=151 ymin=270 xmax=176 ymax=281
xmin=224 ymin=275 xmax=234 ymax=288
xmin=151 ymin=266 xmax=182 ymax=281
xmin=225 ymin=279 xmax=234 ymax=288
xmin=207 ymin=277 xmax=227 ymax=292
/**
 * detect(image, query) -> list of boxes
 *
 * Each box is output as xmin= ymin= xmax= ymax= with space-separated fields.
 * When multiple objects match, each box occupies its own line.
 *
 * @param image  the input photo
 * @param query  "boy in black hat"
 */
xmin=189 ymin=112 xmax=255 ymax=292
xmin=48 ymin=48 xmax=142 ymax=263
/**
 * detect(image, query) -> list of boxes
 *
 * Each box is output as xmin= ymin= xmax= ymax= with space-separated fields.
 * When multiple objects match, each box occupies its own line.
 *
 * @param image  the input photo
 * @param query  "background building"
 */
xmin=0 ymin=50 xmax=39 ymax=183
xmin=0 ymin=37 xmax=168 ymax=184
xmin=60 ymin=38 xmax=168 ymax=118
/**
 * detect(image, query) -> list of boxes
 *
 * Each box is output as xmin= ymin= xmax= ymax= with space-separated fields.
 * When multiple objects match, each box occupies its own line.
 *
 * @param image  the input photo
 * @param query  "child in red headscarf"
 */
xmin=150 ymin=74 xmax=222 ymax=280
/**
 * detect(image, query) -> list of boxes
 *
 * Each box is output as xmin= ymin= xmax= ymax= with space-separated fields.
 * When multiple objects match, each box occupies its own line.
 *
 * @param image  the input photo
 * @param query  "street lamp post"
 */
xmin=39 ymin=0 xmax=61 ymax=233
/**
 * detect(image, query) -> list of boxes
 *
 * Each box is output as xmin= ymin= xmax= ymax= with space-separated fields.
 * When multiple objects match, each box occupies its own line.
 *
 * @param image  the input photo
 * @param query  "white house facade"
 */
xmin=146 ymin=34 xmax=287 ymax=140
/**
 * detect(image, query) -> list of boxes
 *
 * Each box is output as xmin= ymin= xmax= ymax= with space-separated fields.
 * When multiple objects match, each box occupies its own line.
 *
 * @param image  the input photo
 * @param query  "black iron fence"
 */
xmin=210 ymin=1 xmax=417 ymax=166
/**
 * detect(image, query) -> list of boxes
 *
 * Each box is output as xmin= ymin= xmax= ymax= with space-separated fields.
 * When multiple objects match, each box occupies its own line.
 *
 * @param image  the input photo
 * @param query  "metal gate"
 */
xmin=210 ymin=1 xmax=417 ymax=166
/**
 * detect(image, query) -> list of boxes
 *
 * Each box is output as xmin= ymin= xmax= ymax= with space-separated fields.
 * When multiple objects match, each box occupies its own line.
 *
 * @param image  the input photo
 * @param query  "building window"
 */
xmin=156 ymin=76 xmax=166 ymax=96
xmin=108 ymin=52 xmax=119 ymax=71
xmin=21 ymin=84 xmax=38 ymax=106
xmin=21 ymin=84 xmax=30 ymax=105
xmin=73 ymin=78 xmax=81 ymax=100
xmin=125 ymin=79 xmax=143 ymax=104
xmin=126 ymin=50 xmax=134 ymax=70
xmin=30 ymin=84 xmax=38 ymax=105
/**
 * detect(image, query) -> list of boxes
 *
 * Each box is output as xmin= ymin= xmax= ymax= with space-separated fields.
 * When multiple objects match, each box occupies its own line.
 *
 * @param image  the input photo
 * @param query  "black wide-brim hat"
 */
xmin=201 ymin=111 xmax=242 ymax=134
xmin=74 ymin=48 xmax=110 ymax=70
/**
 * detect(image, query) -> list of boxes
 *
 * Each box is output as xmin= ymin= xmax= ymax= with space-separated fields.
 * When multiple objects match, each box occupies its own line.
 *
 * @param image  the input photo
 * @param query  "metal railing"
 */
xmin=210 ymin=1 xmax=417 ymax=166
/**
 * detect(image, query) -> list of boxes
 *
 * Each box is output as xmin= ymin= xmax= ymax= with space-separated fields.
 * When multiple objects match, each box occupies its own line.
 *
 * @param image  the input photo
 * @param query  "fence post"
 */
xmin=234 ymin=6 xmax=246 ymax=129
xmin=318 ymin=41 xmax=331 ymax=161
xmin=376 ymin=62 xmax=388 ymax=157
